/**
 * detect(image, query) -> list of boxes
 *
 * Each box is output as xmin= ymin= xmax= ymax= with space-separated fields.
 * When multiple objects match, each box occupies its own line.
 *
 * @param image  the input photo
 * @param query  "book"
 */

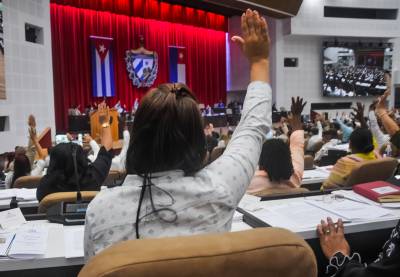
xmin=353 ymin=181 xmax=400 ymax=203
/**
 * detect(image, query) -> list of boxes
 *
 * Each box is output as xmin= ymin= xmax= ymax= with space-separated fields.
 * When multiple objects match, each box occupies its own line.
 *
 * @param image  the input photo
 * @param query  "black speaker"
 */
xmin=284 ymin=57 xmax=298 ymax=67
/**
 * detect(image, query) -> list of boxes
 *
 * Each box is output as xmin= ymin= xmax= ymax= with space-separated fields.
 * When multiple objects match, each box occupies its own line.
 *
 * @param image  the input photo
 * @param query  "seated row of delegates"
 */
xmin=83 ymin=9 xmax=272 ymax=259
xmin=317 ymin=88 xmax=400 ymax=276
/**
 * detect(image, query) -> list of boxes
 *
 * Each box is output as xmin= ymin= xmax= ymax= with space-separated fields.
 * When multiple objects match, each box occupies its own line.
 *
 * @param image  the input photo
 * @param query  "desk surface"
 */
xmin=0 ymin=218 xmax=251 ymax=272
xmin=239 ymin=194 xmax=400 ymax=240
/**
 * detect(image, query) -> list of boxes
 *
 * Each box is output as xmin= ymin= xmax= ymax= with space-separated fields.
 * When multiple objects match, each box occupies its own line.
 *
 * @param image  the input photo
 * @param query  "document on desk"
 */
xmin=8 ymin=226 xmax=48 ymax=258
xmin=0 ymin=189 xmax=16 ymax=200
xmin=64 ymin=226 xmax=84 ymax=258
xmin=305 ymin=198 xmax=393 ymax=221
xmin=238 ymin=194 xmax=263 ymax=212
xmin=0 ymin=208 xmax=26 ymax=230
xmin=252 ymin=202 xmax=343 ymax=230
xmin=15 ymin=189 xmax=37 ymax=201
xmin=302 ymin=168 xmax=330 ymax=180
xmin=0 ymin=233 xmax=15 ymax=257
xmin=332 ymin=190 xmax=400 ymax=209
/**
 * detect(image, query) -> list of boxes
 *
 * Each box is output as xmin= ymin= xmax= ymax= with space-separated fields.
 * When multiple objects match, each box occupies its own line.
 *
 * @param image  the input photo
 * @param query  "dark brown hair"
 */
xmin=126 ymin=83 xmax=206 ymax=176
xmin=11 ymin=154 xmax=31 ymax=187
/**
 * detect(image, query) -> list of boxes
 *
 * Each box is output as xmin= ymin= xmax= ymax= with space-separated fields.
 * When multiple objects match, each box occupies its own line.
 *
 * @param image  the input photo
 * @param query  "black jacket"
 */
xmin=36 ymin=147 xmax=112 ymax=201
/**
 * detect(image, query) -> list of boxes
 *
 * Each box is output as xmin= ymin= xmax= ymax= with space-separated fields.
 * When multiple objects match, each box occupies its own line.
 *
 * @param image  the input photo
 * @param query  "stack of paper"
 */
xmin=0 ymin=226 xmax=48 ymax=259
xmin=238 ymin=194 xmax=263 ymax=212
xmin=0 ymin=189 xmax=37 ymax=201
xmin=305 ymin=199 xmax=393 ymax=221
xmin=252 ymin=202 xmax=343 ymax=230
xmin=302 ymin=168 xmax=330 ymax=180
xmin=64 ymin=226 xmax=84 ymax=259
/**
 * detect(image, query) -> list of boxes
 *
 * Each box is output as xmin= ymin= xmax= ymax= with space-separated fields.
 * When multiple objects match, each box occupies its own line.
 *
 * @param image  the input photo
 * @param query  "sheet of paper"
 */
xmin=8 ymin=226 xmax=48 ymax=259
xmin=238 ymin=194 xmax=263 ymax=212
xmin=15 ymin=189 xmax=37 ymax=201
xmin=302 ymin=168 xmax=330 ymax=180
xmin=332 ymin=190 xmax=400 ymax=209
xmin=0 ymin=208 xmax=26 ymax=231
xmin=0 ymin=189 xmax=16 ymax=200
xmin=252 ymin=202 xmax=344 ymax=230
xmin=64 ymin=226 xmax=84 ymax=258
xmin=305 ymin=198 xmax=393 ymax=220
xmin=372 ymin=186 xmax=399 ymax=194
xmin=0 ymin=232 xmax=15 ymax=256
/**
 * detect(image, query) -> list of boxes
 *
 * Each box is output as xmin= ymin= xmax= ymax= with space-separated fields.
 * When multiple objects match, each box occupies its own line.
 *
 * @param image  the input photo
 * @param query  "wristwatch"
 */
xmin=102 ymin=123 xmax=110 ymax=128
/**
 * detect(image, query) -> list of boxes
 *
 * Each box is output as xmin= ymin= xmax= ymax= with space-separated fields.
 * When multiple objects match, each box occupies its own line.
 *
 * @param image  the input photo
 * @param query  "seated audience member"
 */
xmin=317 ymin=217 xmax=400 ymax=277
xmin=368 ymin=97 xmax=390 ymax=149
xmin=322 ymin=128 xmax=379 ymax=189
xmin=306 ymin=117 xmax=323 ymax=152
xmin=204 ymin=124 xmax=218 ymax=153
xmin=36 ymin=103 xmax=113 ymax=201
xmin=335 ymin=116 xmax=354 ymax=143
xmin=84 ymin=10 xmax=271 ymax=258
xmin=314 ymin=129 xmax=341 ymax=162
xmin=247 ymin=97 xmax=306 ymax=196
xmin=5 ymin=154 xmax=31 ymax=188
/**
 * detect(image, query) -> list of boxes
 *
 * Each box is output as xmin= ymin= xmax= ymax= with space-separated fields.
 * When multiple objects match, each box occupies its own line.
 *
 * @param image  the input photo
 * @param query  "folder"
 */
xmin=353 ymin=181 xmax=400 ymax=203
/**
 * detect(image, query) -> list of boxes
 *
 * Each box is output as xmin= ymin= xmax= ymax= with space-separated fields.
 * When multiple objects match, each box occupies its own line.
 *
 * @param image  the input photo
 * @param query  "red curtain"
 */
xmin=51 ymin=0 xmax=227 ymax=31
xmin=51 ymin=3 xmax=227 ymax=132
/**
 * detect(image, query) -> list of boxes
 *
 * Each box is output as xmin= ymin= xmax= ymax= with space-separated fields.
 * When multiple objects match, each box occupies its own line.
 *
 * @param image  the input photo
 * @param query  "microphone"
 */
xmin=72 ymin=145 xmax=82 ymax=203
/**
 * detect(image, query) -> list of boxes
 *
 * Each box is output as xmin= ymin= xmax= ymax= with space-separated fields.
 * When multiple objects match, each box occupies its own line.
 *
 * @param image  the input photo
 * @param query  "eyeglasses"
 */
xmin=311 ymin=194 xmax=345 ymax=203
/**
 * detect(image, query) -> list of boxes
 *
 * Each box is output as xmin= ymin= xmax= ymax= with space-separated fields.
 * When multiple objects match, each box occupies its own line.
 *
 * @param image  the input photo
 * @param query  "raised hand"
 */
xmin=288 ymin=97 xmax=306 ymax=132
xmin=351 ymin=102 xmax=367 ymax=128
xmin=317 ymin=217 xmax=350 ymax=259
xmin=231 ymin=9 xmax=270 ymax=63
xmin=375 ymin=90 xmax=390 ymax=117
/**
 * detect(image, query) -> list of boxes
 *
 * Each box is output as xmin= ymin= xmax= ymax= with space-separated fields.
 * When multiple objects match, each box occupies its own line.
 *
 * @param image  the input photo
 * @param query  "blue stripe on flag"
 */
xmin=109 ymin=49 xmax=115 ymax=97
xmin=101 ymin=59 xmax=107 ymax=97
xmin=91 ymin=47 xmax=98 ymax=97
xmin=169 ymin=47 xmax=178 ymax=83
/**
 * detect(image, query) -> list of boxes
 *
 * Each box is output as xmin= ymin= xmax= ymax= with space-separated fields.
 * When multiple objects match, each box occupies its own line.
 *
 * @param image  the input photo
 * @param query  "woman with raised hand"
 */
xmin=84 ymin=9 xmax=272 ymax=259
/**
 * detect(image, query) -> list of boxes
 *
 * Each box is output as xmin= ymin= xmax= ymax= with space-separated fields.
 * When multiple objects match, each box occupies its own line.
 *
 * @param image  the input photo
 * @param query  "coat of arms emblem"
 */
xmin=125 ymin=37 xmax=158 ymax=88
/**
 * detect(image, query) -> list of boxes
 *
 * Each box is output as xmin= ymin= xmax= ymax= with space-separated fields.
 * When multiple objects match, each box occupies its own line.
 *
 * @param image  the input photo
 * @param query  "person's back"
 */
xmin=84 ymin=10 xmax=271 ymax=259
xmin=322 ymin=128 xmax=379 ymax=189
xmin=247 ymin=100 xmax=305 ymax=196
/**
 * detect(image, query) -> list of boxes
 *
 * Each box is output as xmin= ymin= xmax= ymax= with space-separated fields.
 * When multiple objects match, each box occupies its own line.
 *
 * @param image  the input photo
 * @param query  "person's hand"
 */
xmin=98 ymin=102 xmax=110 ymax=125
xmin=231 ymin=9 xmax=269 ymax=64
xmin=288 ymin=97 xmax=306 ymax=132
xmin=28 ymin=126 xmax=37 ymax=142
xmin=375 ymin=90 xmax=390 ymax=117
xmin=28 ymin=114 xmax=36 ymax=128
xmin=317 ymin=218 xmax=350 ymax=259
xmin=351 ymin=102 xmax=367 ymax=128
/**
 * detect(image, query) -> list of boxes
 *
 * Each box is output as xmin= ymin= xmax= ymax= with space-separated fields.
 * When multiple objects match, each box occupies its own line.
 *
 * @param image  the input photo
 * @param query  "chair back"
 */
xmin=13 ymin=175 xmax=42 ymax=189
xmin=304 ymin=155 xmax=315 ymax=170
xmin=253 ymin=187 xmax=309 ymax=198
xmin=38 ymin=191 xmax=98 ymax=213
xmin=79 ymin=227 xmax=317 ymax=277
xmin=319 ymin=150 xmax=348 ymax=166
xmin=344 ymin=157 xmax=398 ymax=187
xmin=209 ymin=146 xmax=225 ymax=163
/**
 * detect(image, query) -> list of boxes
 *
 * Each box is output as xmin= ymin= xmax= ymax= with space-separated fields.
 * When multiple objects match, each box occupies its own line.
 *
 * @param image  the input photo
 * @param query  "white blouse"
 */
xmin=84 ymin=81 xmax=272 ymax=259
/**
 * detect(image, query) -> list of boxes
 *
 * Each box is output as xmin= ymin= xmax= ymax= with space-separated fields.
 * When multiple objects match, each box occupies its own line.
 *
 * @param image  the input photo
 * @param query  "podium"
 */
xmin=90 ymin=108 xmax=119 ymax=141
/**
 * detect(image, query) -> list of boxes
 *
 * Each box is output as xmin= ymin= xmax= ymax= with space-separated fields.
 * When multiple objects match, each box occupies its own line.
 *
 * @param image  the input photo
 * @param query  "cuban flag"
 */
xmin=90 ymin=36 xmax=115 ymax=97
xmin=169 ymin=46 xmax=186 ymax=84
